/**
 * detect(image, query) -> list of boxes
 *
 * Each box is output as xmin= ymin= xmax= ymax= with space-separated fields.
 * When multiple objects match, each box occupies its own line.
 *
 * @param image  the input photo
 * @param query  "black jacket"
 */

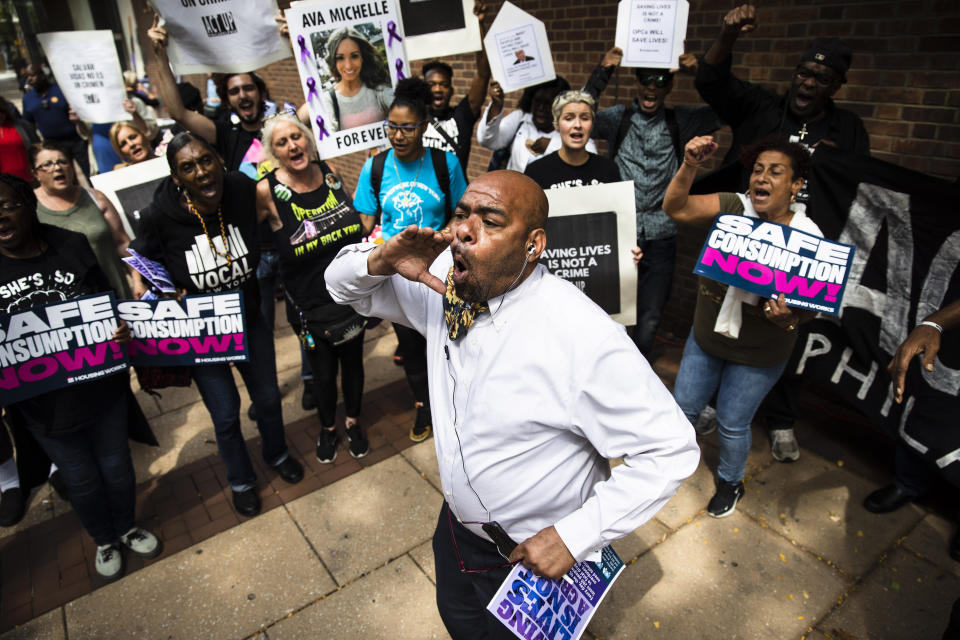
xmin=694 ymin=55 xmax=870 ymax=191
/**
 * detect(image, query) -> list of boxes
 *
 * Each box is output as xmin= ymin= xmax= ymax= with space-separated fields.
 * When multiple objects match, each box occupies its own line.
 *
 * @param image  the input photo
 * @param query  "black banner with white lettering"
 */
xmin=788 ymin=145 xmax=960 ymax=485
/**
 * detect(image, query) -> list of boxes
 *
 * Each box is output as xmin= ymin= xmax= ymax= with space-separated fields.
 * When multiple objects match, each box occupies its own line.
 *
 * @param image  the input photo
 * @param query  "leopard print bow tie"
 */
xmin=442 ymin=267 xmax=488 ymax=340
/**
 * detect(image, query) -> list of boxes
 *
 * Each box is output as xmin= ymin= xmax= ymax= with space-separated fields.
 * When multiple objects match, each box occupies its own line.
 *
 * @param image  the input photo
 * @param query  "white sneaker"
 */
xmin=770 ymin=428 xmax=800 ymax=462
xmin=694 ymin=405 xmax=717 ymax=436
xmin=96 ymin=543 xmax=124 ymax=581
xmin=120 ymin=527 xmax=161 ymax=558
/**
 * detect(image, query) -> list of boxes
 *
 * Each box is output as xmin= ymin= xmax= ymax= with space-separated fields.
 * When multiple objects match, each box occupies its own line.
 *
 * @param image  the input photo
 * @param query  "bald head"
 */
xmin=471 ymin=170 xmax=548 ymax=233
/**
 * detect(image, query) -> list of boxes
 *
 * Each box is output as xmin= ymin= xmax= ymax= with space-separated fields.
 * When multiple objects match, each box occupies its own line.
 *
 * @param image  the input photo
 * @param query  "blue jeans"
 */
xmin=673 ymin=333 xmax=788 ymax=483
xmin=192 ymin=313 xmax=289 ymax=491
xmin=31 ymin=394 xmax=135 ymax=546
xmin=258 ymin=249 xmax=313 ymax=382
xmin=633 ymin=235 xmax=676 ymax=357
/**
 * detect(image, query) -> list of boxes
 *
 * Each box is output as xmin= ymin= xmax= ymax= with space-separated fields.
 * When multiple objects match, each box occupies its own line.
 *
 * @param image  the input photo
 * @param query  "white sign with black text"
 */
xmin=484 ymin=1 xmax=555 ymax=93
xmin=615 ymin=0 xmax=689 ymax=69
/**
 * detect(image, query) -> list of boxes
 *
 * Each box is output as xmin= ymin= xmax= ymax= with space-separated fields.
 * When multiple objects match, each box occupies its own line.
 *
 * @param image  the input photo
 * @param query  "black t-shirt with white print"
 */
xmin=133 ymin=172 xmax=261 ymax=319
xmin=423 ymin=97 xmax=477 ymax=177
xmin=524 ymin=151 xmax=622 ymax=190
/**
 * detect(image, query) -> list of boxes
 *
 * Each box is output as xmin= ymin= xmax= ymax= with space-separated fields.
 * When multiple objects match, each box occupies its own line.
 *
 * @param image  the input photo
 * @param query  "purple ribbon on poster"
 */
xmin=297 ymin=35 xmax=310 ymax=63
xmin=305 ymin=77 xmax=319 ymax=102
xmin=386 ymin=20 xmax=403 ymax=48
xmin=395 ymin=59 xmax=406 ymax=80
xmin=316 ymin=115 xmax=329 ymax=140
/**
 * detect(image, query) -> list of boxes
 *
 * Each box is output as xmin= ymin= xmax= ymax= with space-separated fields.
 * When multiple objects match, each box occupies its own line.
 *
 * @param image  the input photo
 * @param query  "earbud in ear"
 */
xmin=527 ymin=244 xmax=536 ymax=255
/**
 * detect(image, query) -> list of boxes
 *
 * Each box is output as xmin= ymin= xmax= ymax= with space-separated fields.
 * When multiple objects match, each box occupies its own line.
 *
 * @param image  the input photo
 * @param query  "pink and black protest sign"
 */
xmin=0 ymin=292 xmax=129 ymax=405
xmin=694 ymin=214 xmax=856 ymax=315
xmin=117 ymin=292 xmax=248 ymax=366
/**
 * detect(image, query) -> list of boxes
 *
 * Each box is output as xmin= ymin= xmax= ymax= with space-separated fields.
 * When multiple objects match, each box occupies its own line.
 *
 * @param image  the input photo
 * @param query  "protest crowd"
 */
xmin=0 ymin=0 xmax=958 ymax=638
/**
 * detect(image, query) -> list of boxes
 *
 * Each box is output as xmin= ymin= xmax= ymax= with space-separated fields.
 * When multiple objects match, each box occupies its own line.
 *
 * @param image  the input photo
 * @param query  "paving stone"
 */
xmin=817 ymin=548 xmax=960 ymax=640
xmin=64 ymin=508 xmax=334 ymax=640
xmin=285 ymin=455 xmax=442 ymax=585
xmin=901 ymin=513 xmax=960 ymax=578
xmin=611 ymin=518 xmax=671 ymax=563
xmin=268 ymin=556 xmax=450 ymax=640
xmin=0 ymin=607 xmax=64 ymax=640
xmin=590 ymin=511 xmax=846 ymax=640
xmin=408 ymin=540 xmax=436 ymax=584
xmin=740 ymin=450 xmax=926 ymax=577
xmin=400 ymin=440 xmax=443 ymax=493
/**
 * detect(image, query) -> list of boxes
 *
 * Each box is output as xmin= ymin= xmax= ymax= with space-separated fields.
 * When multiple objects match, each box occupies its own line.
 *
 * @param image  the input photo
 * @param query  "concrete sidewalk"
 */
xmin=1 ymin=320 xmax=957 ymax=639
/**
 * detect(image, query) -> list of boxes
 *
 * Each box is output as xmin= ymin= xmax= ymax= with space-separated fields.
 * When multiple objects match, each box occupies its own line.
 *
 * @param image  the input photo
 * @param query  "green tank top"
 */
xmin=37 ymin=188 xmax=132 ymax=298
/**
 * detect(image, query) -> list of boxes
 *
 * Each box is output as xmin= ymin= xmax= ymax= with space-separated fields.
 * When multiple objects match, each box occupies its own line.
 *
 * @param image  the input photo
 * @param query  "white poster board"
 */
xmin=615 ymin=0 xmax=689 ymax=69
xmin=90 ymin=157 xmax=170 ymax=241
xmin=543 ymin=181 xmax=637 ymax=325
xmin=401 ymin=0 xmax=481 ymax=60
xmin=153 ymin=0 xmax=290 ymax=74
xmin=484 ymin=2 xmax=555 ymax=93
xmin=286 ymin=0 xmax=409 ymax=159
xmin=36 ymin=31 xmax=129 ymax=124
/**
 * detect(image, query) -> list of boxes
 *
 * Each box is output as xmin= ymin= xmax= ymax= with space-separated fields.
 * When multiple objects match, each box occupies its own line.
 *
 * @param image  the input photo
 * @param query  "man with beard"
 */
xmin=420 ymin=2 xmax=491 ymax=177
xmin=694 ymin=4 xmax=870 ymax=463
xmin=325 ymin=171 xmax=699 ymax=639
xmin=21 ymin=65 xmax=91 ymax=178
xmin=584 ymin=48 xmax=722 ymax=360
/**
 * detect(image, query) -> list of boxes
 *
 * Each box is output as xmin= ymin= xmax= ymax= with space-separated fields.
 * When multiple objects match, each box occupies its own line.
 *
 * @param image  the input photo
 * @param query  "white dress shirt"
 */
xmin=325 ymin=245 xmax=699 ymax=561
xmin=475 ymin=105 xmax=598 ymax=173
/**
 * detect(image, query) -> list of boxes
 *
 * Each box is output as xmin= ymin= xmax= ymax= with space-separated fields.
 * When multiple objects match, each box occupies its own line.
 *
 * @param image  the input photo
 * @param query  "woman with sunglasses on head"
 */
xmin=353 ymin=78 xmax=468 ymax=443
xmin=320 ymin=27 xmax=394 ymax=132
xmin=524 ymin=91 xmax=620 ymax=190
xmin=0 ymin=173 xmax=160 ymax=580
xmin=662 ymin=134 xmax=821 ymax=519
xmin=31 ymin=142 xmax=133 ymax=300
xmin=131 ymin=132 xmax=304 ymax=518
xmin=255 ymin=114 xmax=370 ymax=463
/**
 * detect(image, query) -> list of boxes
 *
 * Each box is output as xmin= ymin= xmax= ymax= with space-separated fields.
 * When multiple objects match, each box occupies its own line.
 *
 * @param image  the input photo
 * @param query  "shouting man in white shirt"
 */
xmin=325 ymin=170 xmax=699 ymax=640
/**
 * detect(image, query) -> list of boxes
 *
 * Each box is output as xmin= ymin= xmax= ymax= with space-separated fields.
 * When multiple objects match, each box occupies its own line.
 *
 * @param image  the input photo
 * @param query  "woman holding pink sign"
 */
xmin=662 ymin=134 xmax=822 ymax=519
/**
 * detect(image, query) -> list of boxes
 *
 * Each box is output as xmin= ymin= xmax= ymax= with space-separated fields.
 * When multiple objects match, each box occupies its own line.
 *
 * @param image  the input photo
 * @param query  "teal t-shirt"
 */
xmin=353 ymin=149 xmax=467 ymax=239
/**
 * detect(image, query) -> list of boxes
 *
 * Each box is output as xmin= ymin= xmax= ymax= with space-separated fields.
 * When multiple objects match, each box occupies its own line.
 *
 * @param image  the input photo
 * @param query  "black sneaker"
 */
xmin=0 ymin=488 xmax=26 ymax=527
xmin=409 ymin=404 xmax=432 ymax=442
xmin=707 ymin=480 xmax=744 ymax=518
xmin=301 ymin=383 xmax=317 ymax=411
xmin=346 ymin=422 xmax=369 ymax=459
xmin=316 ymin=428 xmax=338 ymax=464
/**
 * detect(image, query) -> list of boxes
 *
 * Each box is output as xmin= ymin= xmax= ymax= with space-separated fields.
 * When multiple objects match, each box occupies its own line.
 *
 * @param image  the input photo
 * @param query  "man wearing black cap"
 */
xmin=693 ymin=3 xmax=870 ymax=464
xmin=696 ymin=4 xmax=869 ymax=192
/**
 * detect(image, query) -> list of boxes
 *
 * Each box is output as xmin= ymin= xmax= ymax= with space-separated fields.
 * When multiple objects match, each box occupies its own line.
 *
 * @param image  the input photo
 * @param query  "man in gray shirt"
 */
xmin=585 ymin=47 xmax=722 ymax=358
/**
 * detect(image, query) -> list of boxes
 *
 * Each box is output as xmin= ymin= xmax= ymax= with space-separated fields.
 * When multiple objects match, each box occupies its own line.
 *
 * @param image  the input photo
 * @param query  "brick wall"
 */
xmin=134 ymin=0 xmax=960 ymax=340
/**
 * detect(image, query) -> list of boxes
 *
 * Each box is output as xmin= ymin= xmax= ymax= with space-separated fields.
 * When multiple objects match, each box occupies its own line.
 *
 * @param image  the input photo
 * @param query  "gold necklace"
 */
xmin=184 ymin=194 xmax=232 ymax=265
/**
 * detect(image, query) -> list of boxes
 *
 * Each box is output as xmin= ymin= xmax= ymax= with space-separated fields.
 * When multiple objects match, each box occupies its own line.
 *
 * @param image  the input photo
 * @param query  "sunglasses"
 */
xmin=636 ymin=73 xmax=672 ymax=88
xmin=447 ymin=508 xmax=519 ymax=573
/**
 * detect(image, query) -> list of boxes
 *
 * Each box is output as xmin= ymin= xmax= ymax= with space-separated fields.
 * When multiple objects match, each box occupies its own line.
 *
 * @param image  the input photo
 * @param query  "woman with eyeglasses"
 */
xmin=353 ymin=78 xmax=468 ymax=442
xmin=31 ymin=142 xmax=133 ymax=299
xmin=131 ymin=132 xmax=304 ymax=517
xmin=255 ymin=113 xmax=369 ymax=463
xmin=320 ymin=27 xmax=394 ymax=132
xmin=523 ymin=91 xmax=620 ymax=190
xmin=0 ymin=173 xmax=160 ymax=581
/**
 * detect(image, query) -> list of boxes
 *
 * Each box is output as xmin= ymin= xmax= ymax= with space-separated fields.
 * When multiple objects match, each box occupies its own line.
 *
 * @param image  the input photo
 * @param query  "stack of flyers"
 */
xmin=487 ymin=545 xmax=625 ymax=640
xmin=123 ymin=248 xmax=176 ymax=294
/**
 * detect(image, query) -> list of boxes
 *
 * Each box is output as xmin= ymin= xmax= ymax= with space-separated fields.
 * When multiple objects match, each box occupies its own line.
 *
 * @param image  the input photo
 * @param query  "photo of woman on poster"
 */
xmin=315 ymin=25 xmax=394 ymax=132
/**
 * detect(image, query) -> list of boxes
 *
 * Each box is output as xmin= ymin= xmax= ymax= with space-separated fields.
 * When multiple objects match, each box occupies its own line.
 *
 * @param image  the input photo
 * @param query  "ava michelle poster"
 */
xmin=153 ymin=0 xmax=290 ymax=74
xmin=484 ymin=1 xmax=555 ymax=93
xmin=36 ymin=31 xmax=129 ymax=124
xmin=287 ymin=0 xmax=409 ymax=159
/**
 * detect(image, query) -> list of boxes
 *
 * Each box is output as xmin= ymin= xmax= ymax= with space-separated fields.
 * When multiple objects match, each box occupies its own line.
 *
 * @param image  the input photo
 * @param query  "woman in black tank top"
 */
xmin=255 ymin=114 xmax=368 ymax=464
